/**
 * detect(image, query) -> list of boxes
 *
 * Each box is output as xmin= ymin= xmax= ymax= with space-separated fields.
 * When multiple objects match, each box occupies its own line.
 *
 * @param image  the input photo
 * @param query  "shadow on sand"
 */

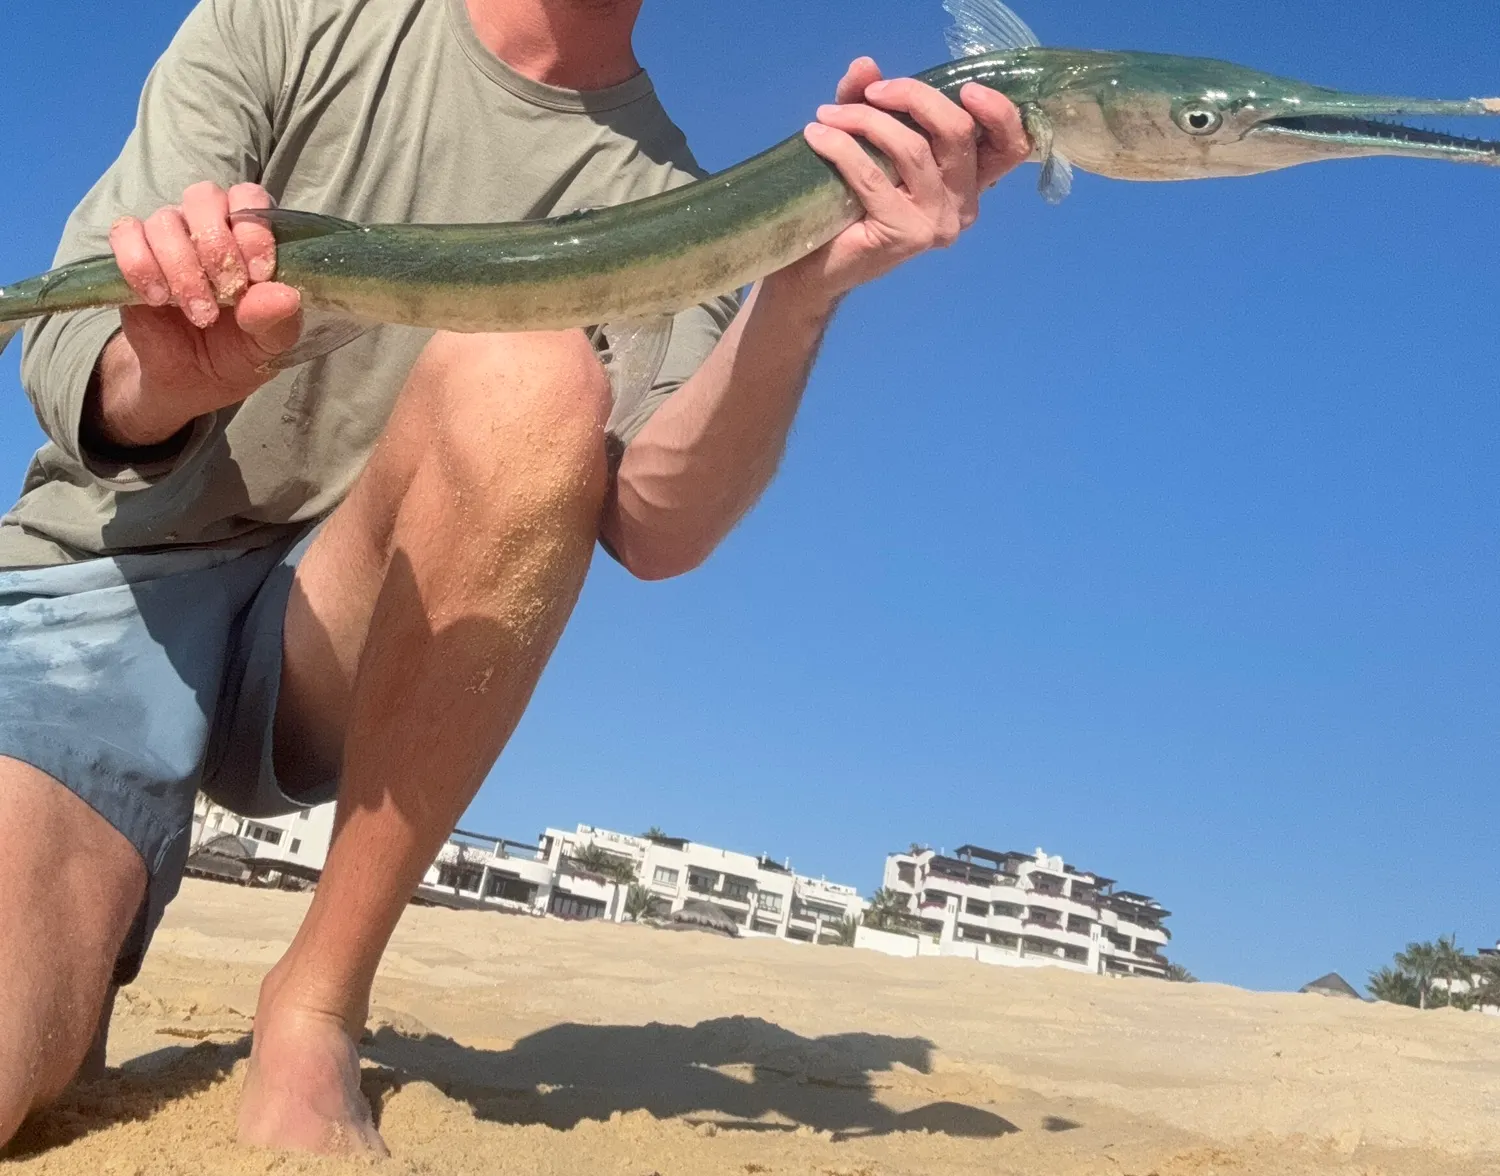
xmin=5 ymin=1013 xmax=1033 ymax=1158
xmin=362 ymin=1014 xmax=1022 ymax=1140
xmin=3 ymin=1039 xmax=249 ymax=1159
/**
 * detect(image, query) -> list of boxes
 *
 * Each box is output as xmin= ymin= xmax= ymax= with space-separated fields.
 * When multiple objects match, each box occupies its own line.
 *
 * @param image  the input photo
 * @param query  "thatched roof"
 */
xmin=670 ymin=899 xmax=741 ymax=937
xmin=194 ymin=833 xmax=258 ymax=860
xmin=1300 ymin=972 xmax=1362 ymax=999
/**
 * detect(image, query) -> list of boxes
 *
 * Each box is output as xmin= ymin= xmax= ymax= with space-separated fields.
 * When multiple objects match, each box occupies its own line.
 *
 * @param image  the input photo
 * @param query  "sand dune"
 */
xmin=7 ymin=879 xmax=1498 ymax=1174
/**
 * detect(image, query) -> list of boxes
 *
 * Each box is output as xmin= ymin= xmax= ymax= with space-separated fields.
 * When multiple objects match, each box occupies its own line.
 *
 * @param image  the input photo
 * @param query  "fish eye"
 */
xmin=1178 ymin=107 xmax=1224 ymax=135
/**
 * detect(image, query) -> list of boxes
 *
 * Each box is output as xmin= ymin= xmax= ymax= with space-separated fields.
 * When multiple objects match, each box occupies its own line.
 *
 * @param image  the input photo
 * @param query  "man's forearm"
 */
xmin=602 ymin=272 xmax=839 ymax=580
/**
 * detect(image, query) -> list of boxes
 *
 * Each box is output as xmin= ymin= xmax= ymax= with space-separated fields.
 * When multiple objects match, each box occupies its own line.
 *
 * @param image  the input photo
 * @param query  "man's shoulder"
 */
xmin=209 ymin=0 xmax=438 ymax=59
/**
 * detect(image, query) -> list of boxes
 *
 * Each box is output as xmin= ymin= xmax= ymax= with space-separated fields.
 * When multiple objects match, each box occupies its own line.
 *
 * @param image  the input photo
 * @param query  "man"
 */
xmin=0 ymin=0 xmax=1027 ymax=1156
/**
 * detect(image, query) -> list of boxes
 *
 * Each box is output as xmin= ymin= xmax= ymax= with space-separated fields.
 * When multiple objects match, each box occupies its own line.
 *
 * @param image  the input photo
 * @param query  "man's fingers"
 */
xmin=181 ymin=182 xmax=248 ymax=304
xmin=814 ymin=103 xmax=950 ymax=231
xmin=961 ymin=85 xmax=1031 ymax=188
xmin=834 ymin=56 xmax=883 ymax=104
xmin=803 ymin=123 xmax=909 ymax=226
xmin=865 ymin=77 xmax=980 ymax=225
xmin=235 ymin=283 xmax=302 ymax=354
xmin=142 ymin=206 xmax=219 ymax=329
xmin=227 ymin=183 xmax=278 ymax=283
xmin=109 ymin=218 xmax=171 ymax=308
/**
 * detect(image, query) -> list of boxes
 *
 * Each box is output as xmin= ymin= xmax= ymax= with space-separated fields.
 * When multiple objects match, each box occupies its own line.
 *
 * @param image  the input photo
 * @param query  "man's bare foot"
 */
xmin=238 ymin=980 xmax=387 ymax=1157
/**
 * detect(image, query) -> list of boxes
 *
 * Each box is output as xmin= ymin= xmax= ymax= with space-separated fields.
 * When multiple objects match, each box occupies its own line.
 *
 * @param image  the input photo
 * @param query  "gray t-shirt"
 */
xmin=1 ymin=0 xmax=738 ymax=568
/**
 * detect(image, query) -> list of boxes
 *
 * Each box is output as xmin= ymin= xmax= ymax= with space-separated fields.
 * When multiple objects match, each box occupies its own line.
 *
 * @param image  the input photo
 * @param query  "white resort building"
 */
xmin=187 ymin=798 xmax=1176 ymax=979
xmin=858 ymin=845 xmax=1174 ymax=978
xmin=191 ymin=796 xmax=337 ymax=877
xmin=366 ymin=820 xmax=867 ymax=941
xmin=187 ymin=802 xmax=865 ymax=941
xmin=532 ymin=825 xmax=867 ymax=941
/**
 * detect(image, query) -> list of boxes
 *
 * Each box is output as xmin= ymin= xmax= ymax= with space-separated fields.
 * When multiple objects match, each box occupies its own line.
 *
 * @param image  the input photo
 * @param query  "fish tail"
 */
xmin=0 ymin=253 xmax=137 ymax=348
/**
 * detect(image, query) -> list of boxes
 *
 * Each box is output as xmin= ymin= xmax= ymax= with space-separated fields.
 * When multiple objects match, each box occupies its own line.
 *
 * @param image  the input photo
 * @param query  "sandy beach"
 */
xmin=6 ymin=878 xmax=1498 ymax=1175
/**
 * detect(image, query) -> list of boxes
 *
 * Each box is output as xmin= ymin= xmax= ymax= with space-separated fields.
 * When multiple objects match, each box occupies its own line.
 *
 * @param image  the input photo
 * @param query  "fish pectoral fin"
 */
xmin=594 ymin=317 xmax=674 ymax=405
xmin=259 ymin=309 xmax=377 ymax=373
xmin=1038 ymin=152 xmax=1075 ymax=205
xmin=943 ymin=0 xmax=1040 ymax=57
xmin=1019 ymin=104 xmax=1073 ymax=204
xmin=231 ymin=207 xmax=365 ymax=245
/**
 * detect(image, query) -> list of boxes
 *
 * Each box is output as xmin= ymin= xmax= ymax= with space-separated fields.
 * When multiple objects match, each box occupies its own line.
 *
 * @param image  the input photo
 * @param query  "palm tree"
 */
xmin=642 ymin=826 xmax=667 ymax=841
xmin=448 ymin=842 xmax=471 ymax=896
xmin=570 ymin=843 xmax=637 ymax=886
xmin=865 ymin=888 xmax=915 ymax=932
xmin=1368 ymin=965 xmax=1422 ymax=1007
xmin=623 ymin=884 xmax=656 ymax=920
xmin=1165 ymin=963 xmax=1198 ymax=983
xmin=1433 ymin=934 xmax=1472 ymax=1010
xmin=832 ymin=915 xmax=861 ymax=947
xmin=1472 ymin=955 xmax=1500 ymax=1011
xmin=1394 ymin=940 xmax=1440 ymax=1010
xmin=907 ymin=842 xmax=930 ymax=857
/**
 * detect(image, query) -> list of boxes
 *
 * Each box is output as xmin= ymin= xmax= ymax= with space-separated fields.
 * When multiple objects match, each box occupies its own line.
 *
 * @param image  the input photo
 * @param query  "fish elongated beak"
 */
xmin=1246 ymin=94 xmax=1500 ymax=165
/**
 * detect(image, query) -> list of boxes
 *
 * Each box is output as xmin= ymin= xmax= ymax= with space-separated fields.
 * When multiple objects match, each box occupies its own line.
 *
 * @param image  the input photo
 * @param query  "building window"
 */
xmin=549 ymin=892 xmax=606 ymax=920
xmin=757 ymin=891 xmax=784 ymax=915
xmin=436 ymin=863 xmax=484 ymax=892
xmin=245 ymin=823 xmax=282 ymax=846
xmin=297 ymin=810 xmax=310 ymax=821
xmin=1067 ymin=915 xmax=1092 ymax=935
xmin=485 ymin=872 xmax=539 ymax=905
xmin=723 ymin=879 xmax=752 ymax=902
xmin=688 ymin=870 xmax=717 ymax=894
xmin=897 ymin=862 xmax=916 ymax=884
xmin=965 ymin=898 xmax=988 ymax=917
xmin=653 ymin=866 xmax=680 ymax=887
xmin=290 ymin=839 xmax=302 ymax=855
xmin=993 ymin=902 xmax=1023 ymax=919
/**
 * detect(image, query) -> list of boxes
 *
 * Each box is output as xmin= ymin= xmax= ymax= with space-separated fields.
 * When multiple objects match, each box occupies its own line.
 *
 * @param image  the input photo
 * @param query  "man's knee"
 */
xmin=413 ymin=329 xmax=611 ymax=510
xmin=0 ymin=761 xmax=144 ymax=1144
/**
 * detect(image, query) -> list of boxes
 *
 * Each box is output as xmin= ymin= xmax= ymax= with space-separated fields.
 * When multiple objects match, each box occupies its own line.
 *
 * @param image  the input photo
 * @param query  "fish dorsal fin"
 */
xmin=943 ymin=0 xmax=1040 ymax=57
xmin=230 ymin=207 xmax=363 ymax=245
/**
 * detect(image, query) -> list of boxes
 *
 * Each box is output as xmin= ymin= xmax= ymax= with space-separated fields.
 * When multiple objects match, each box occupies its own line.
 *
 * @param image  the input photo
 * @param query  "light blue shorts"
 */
xmin=0 ymin=524 xmax=336 ymax=983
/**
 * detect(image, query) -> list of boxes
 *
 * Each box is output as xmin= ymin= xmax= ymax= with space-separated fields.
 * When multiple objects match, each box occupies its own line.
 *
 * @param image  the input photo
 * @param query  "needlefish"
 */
xmin=2 ymin=0 xmax=1497 ymax=377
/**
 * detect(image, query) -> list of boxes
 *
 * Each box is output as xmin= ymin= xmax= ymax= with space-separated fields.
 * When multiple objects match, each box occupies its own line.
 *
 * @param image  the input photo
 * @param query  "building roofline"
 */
xmin=953 ymin=844 xmax=1032 ymax=865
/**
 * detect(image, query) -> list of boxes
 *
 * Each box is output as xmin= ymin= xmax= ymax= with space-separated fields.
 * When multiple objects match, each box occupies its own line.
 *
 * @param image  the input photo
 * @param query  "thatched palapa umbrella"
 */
xmin=669 ymin=899 xmax=741 ymax=937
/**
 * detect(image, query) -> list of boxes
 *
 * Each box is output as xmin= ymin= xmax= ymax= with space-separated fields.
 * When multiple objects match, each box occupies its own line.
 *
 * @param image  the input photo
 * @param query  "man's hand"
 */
xmin=88 ymin=182 xmax=302 ymax=451
xmin=774 ymin=57 xmax=1030 ymax=307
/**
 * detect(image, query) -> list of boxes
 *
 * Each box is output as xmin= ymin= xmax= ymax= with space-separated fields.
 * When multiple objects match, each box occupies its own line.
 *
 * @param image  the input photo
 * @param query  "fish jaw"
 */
xmin=1243 ymin=96 xmax=1500 ymax=170
xmin=1025 ymin=50 xmax=1500 ymax=181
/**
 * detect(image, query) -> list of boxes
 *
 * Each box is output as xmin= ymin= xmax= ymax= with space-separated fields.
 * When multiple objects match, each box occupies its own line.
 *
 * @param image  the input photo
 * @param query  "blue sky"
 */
xmin=3 ymin=0 xmax=1498 ymax=992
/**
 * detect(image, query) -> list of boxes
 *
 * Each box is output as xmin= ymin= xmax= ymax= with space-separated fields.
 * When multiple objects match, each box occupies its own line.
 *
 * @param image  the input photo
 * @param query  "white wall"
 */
xmin=854 ymin=926 xmax=922 ymax=957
